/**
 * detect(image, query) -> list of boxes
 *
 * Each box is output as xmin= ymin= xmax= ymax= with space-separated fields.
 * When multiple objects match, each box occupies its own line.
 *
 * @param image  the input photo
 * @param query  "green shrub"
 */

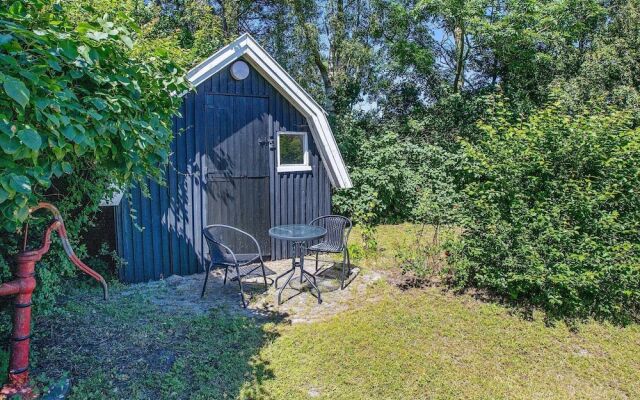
xmin=451 ymin=101 xmax=640 ymax=324
xmin=0 ymin=0 xmax=188 ymax=230
xmin=0 ymin=0 xmax=189 ymax=311
xmin=333 ymin=113 xmax=460 ymax=223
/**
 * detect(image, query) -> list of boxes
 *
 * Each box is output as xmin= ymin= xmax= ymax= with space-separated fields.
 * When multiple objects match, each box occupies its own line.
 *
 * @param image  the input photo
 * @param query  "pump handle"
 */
xmin=26 ymin=202 xmax=109 ymax=300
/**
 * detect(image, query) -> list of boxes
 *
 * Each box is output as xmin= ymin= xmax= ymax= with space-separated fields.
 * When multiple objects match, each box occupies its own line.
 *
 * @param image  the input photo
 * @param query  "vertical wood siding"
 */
xmin=115 ymin=59 xmax=332 ymax=282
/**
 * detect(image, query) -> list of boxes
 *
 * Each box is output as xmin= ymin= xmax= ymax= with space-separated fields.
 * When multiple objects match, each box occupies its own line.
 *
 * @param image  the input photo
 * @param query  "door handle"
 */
xmin=258 ymin=137 xmax=275 ymax=150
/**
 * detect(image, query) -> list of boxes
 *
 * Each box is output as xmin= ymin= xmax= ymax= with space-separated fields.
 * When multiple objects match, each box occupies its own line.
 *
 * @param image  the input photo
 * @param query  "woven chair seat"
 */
xmin=308 ymin=242 xmax=343 ymax=253
xmin=225 ymin=262 xmax=276 ymax=281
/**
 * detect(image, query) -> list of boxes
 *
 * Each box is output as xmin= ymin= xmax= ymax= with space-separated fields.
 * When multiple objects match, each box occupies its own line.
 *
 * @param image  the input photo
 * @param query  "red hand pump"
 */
xmin=0 ymin=202 xmax=108 ymax=399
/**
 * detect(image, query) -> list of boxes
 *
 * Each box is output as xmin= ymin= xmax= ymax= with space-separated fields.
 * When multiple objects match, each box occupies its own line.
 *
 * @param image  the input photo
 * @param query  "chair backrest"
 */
xmin=309 ymin=215 xmax=352 ymax=250
xmin=203 ymin=224 xmax=261 ymax=265
xmin=203 ymin=225 xmax=236 ymax=265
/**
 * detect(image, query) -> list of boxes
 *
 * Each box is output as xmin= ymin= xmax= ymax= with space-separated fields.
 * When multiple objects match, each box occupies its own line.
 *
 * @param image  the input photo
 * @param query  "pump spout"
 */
xmin=0 ymin=281 xmax=20 ymax=297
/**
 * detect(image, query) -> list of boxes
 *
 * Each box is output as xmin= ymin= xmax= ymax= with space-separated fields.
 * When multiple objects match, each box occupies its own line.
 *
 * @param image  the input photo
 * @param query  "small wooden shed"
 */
xmin=114 ymin=34 xmax=352 ymax=283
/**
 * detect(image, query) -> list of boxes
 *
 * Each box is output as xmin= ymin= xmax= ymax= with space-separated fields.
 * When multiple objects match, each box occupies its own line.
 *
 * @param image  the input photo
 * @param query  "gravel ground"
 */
xmin=134 ymin=257 xmax=383 ymax=323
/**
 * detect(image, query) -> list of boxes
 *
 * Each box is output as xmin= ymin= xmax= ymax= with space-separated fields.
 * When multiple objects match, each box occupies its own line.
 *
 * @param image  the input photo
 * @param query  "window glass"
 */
xmin=279 ymin=134 xmax=305 ymax=165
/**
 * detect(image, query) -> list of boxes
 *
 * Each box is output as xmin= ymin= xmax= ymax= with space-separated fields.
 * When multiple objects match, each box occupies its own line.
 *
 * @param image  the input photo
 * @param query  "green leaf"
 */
xmin=75 ymin=22 xmax=94 ymax=34
xmin=70 ymin=69 xmax=83 ymax=79
xmin=89 ymin=98 xmax=107 ymax=110
xmin=77 ymin=45 xmax=93 ymax=64
xmin=59 ymin=40 xmax=78 ymax=59
xmin=8 ymin=1 xmax=25 ymax=17
xmin=9 ymin=175 xmax=30 ymax=194
xmin=0 ymin=54 xmax=18 ymax=67
xmin=3 ymin=76 xmax=30 ymax=108
xmin=17 ymin=128 xmax=42 ymax=150
xmin=18 ymin=70 xmax=39 ymax=84
xmin=87 ymin=31 xmax=109 ymax=41
xmin=61 ymin=161 xmax=73 ymax=174
xmin=120 ymin=35 xmax=134 ymax=49
xmin=47 ymin=59 xmax=62 ymax=71
xmin=43 ymin=112 xmax=60 ymax=127
xmin=34 ymin=98 xmax=51 ymax=109
xmin=87 ymin=109 xmax=103 ymax=120
xmin=61 ymin=125 xmax=76 ymax=141
xmin=51 ymin=162 xmax=63 ymax=177
xmin=15 ymin=204 xmax=29 ymax=221
xmin=0 ymin=34 xmax=13 ymax=46
xmin=0 ymin=135 xmax=20 ymax=154
xmin=0 ymin=187 xmax=7 ymax=204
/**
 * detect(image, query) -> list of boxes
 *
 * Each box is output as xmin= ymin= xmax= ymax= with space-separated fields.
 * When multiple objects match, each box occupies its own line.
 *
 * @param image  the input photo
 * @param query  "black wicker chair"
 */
xmin=308 ymin=215 xmax=352 ymax=289
xmin=201 ymin=225 xmax=274 ymax=307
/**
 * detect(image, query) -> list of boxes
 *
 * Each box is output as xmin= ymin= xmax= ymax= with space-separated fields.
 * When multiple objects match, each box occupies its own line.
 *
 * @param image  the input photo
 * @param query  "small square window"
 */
xmin=277 ymin=131 xmax=311 ymax=172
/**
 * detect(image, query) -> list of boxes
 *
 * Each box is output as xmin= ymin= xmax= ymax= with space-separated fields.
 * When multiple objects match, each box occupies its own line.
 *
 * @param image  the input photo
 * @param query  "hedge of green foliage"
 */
xmin=449 ymin=102 xmax=640 ymax=324
xmin=0 ymin=0 xmax=188 ymax=231
xmin=0 ymin=0 xmax=189 ymax=312
xmin=332 ymin=113 xmax=461 ymax=227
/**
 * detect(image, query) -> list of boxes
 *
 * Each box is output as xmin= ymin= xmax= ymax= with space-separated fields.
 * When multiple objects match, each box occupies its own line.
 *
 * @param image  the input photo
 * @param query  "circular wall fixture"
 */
xmin=230 ymin=60 xmax=250 ymax=80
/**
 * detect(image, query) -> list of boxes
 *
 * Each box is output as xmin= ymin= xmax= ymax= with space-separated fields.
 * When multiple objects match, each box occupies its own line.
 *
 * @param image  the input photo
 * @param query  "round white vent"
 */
xmin=230 ymin=60 xmax=250 ymax=80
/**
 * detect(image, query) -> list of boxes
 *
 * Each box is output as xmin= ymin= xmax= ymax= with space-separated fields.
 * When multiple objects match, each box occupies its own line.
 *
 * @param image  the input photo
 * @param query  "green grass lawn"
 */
xmin=244 ymin=283 xmax=640 ymax=399
xmin=2 ymin=224 xmax=639 ymax=399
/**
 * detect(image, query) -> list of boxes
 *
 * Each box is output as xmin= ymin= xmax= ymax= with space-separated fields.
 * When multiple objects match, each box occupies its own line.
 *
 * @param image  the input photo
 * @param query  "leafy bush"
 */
xmin=450 ymin=101 xmax=640 ymax=324
xmin=0 ymin=0 xmax=189 ymax=231
xmin=333 ymin=114 xmax=457 ymax=222
xmin=397 ymin=226 xmax=458 ymax=286
xmin=0 ymin=0 xmax=189 ymax=311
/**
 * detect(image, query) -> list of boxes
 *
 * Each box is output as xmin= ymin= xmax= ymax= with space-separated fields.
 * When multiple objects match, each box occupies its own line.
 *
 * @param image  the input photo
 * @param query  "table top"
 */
xmin=268 ymin=224 xmax=327 ymax=241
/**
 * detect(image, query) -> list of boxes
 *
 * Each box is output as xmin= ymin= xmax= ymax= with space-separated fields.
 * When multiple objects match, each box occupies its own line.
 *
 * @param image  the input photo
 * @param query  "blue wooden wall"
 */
xmin=115 ymin=59 xmax=332 ymax=282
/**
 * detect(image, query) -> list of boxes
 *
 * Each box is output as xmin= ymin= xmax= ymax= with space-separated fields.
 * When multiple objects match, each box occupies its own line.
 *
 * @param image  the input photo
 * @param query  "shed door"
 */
xmin=205 ymin=94 xmax=271 ymax=256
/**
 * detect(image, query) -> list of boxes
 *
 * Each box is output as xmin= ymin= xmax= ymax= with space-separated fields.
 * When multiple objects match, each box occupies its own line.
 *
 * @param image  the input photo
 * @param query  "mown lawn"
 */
xmin=244 ymin=283 xmax=640 ymax=399
xmin=1 ymin=224 xmax=639 ymax=399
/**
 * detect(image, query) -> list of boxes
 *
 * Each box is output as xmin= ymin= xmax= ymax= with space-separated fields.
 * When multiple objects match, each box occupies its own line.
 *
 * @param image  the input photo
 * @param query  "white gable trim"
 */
xmin=185 ymin=33 xmax=353 ymax=189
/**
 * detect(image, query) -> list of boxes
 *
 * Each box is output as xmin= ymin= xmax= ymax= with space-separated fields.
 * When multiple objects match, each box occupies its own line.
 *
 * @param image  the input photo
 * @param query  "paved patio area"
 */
xmin=122 ymin=257 xmax=384 ymax=324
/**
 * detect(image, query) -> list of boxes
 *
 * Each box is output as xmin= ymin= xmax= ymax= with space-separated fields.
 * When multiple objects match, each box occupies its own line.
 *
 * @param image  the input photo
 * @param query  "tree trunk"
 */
xmin=310 ymin=29 xmax=335 ymax=114
xmin=216 ymin=0 xmax=238 ymax=39
xmin=453 ymin=21 xmax=465 ymax=93
xmin=298 ymin=17 xmax=334 ymax=114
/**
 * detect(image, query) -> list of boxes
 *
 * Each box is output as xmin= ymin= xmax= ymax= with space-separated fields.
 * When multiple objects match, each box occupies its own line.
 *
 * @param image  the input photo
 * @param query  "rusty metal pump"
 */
xmin=0 ymin=202 xmax=108 ymax=399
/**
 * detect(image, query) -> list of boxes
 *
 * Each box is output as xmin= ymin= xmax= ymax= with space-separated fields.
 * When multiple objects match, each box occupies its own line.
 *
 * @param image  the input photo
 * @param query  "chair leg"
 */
xmin=261 ymin=261 xmax=268 ymax=290
xmin=223 ymin=266 xmax=228 ymax=286
xmin=315 ymin=251 xmax=319 ymax=272
xmin=340 ymin=249 xmax=347 ymax=290
xmin=201 ymin=263 xmax=212 ymax=298
xmin=236 ymin=264 xmax=247 ymax=308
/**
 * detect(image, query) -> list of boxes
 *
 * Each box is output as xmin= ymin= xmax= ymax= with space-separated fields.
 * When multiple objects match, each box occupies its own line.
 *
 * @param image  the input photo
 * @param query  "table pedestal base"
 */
xmin=274 ymin=241 xmax=322 ymax=305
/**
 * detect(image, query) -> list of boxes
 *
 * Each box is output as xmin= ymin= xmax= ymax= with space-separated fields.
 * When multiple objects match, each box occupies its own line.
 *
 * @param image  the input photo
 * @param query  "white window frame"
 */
xmin=276 ymin=131 xmax=312 ymax=173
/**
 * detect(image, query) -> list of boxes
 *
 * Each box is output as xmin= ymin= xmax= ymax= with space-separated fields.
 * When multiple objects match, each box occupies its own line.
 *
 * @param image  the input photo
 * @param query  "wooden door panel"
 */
xmin=206 ymin=177 xmax=271 ymax=255
xmin=205 ymin=94 xmax=271 ymax=257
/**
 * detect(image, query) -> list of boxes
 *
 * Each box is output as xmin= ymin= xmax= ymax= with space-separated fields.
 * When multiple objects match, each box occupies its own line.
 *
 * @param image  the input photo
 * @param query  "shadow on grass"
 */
xmin=274 ymin=260 xmax=361 ymax=304
xmin=28 ymin=286 xmax=287 ymax=399
xmin=314 ymin=262 xmax=360 ymax=291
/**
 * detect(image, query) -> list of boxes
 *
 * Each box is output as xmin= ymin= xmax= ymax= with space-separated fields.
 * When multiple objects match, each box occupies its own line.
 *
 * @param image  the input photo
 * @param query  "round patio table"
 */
xmin=269 ymin=224 xmax=327 ymax=305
